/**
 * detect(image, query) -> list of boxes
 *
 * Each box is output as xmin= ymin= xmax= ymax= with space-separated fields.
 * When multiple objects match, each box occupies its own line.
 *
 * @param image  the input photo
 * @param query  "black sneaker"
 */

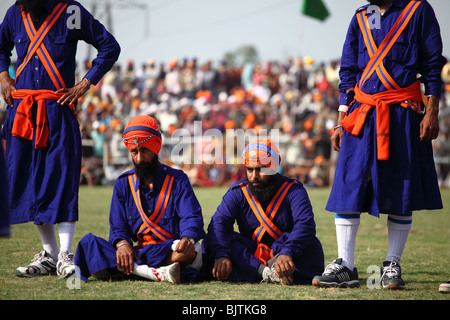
xmin=15 ymin=251 xmax=57 ymax=277
xmin=381 ymin=261 xmax=405 ymax=290
xmin=312 ymin=258 xmax=360 ymax=288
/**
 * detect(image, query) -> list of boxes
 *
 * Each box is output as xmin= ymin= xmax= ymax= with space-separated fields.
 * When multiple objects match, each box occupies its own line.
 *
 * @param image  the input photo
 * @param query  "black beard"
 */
xmin=367 ymin=0 xmax=383 ymax=6
xmin=18 ymin=0 xmax=46 ymax=18
xmin=134 ymin=156 xmax=159 ymax=184
xmin=247 ymin=174 xmax=280 ymax=205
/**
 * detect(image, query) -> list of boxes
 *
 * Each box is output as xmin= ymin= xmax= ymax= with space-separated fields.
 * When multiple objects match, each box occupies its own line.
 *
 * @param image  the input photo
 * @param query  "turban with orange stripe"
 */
xmin=122 ymin=115 xmax=162 ymax=155
xmin=242 ymin=138 xmax=281 ymax=173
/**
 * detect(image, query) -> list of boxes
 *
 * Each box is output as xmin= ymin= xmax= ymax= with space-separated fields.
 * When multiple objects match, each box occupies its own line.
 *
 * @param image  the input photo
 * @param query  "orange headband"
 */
xmin=122 ymin=115 xmax=162 ymax=155
xmin=242 ymin=138 xmax=281 ymax=173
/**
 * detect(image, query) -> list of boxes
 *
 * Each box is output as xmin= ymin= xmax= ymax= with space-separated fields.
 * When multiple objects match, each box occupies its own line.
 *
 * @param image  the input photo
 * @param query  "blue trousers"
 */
xmin=74 ymin=233 xmax=174 ymax=281
xmin=0 ymin=142 xmax=10 ymax=237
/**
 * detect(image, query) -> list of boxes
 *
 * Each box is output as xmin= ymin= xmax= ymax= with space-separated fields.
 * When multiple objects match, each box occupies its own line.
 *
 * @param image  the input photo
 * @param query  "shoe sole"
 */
xmin=382 ymin=283 xmax=405 ymax=290
xmin=15 ymin=269 xmax=56 ymax=278
xmin=312 ymin=279 xmax=360 ymax=288
xmin=167 ymin=262 xmax=181 ymax=284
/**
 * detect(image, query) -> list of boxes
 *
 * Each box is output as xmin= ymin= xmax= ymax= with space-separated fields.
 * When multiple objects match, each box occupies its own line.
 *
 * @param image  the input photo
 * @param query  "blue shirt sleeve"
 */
xmin=273 ymin=183 xmax=317 ymax=258
xmin=109 ymin=179 xmax=134 ymax=247
xmin=69 ymin=2 xmax=121 ymax=85
xmin=205 ymin=188 xmax=241 ymax=259
xmin=0 ymin=6 xmax=15 ymax=73
xmin=171 ymin=171 xmax=206 ymax=242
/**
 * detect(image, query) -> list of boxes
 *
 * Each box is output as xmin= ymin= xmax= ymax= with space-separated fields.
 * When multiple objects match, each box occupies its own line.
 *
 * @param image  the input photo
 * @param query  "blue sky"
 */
xmin=1 ymin=0 xmax=449 ymax=66
xmin=108 ymin=0 xmax=450 ymax=66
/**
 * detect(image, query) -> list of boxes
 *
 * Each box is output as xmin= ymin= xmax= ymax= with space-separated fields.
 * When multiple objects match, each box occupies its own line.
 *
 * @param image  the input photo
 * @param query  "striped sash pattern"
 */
xmin=240 ymin=180 xmax=295 ymax=243
xmin=357 ymin=1 xmax=421 ymax=90
xmin=128 ymin=173 xmax=175 ymax=246
xmin=16 ymin=2 xmax=68 ymax=89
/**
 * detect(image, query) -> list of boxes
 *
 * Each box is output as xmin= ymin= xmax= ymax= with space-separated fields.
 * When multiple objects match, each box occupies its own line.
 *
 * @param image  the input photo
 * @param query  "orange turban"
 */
xmin=242 ymin=138 xmax=281 ymax=173
xmin=122 ymin=115 xmax=162 ymax=155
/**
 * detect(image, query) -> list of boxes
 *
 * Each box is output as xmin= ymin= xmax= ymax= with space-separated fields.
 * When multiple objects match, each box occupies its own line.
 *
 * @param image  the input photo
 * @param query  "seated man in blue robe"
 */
xmin=203 ymin=139 xmax=324 ymax=285
xmin=75 ymin=115 xmax=205 ymax=283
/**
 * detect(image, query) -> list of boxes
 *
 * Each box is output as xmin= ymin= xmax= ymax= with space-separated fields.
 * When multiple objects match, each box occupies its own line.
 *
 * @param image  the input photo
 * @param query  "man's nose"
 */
xmin=251 ymin=169 xmax=261 ymax=180
xmin=135 ymin=151 xmax=144 ymax=163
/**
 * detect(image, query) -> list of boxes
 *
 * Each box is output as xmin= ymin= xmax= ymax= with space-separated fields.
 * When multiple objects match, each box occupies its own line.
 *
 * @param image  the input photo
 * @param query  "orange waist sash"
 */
xmin=11 ymin=89 xmax=75 ymax=149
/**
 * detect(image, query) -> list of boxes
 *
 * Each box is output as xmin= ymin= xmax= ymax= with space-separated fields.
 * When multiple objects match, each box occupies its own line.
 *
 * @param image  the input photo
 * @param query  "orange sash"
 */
xmin=128 ymin=173 xmax=175 ymax=246
xmin=342 ymin=1 xmax=423 ymax=161
xmin=16 ymin=2 xmax=68 ymax=89
xmin=342 ymin=81 xmax=423 ymax=161
xmin=11 ymin=89 xmax=75 ymax=149
xmin=240 ymin=180 xmax=295 ymax=265
xmin=357 ymin=1 xmax=421 ymax=90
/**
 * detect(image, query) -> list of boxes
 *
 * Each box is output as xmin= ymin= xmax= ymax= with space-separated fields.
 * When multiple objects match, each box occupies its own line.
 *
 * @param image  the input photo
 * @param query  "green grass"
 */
xmin=0 ymin=186 xmax=449 ymax=301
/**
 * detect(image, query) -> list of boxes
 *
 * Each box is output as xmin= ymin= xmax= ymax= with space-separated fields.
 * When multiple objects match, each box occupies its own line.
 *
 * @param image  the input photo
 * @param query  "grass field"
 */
xmin=0 ymin=186 xmax=449 ymax=303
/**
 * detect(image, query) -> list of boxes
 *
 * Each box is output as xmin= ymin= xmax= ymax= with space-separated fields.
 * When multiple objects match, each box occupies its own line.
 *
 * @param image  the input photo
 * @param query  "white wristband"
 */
xmin=116 ymin=242 xmax=131 ymax=249
xmin=338 ymin=105 xmax=349 ymax=112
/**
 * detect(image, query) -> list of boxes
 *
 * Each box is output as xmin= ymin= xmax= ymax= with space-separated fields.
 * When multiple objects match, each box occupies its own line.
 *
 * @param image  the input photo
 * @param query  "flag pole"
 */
xmin=297 ymin=10 xmax=304 ymax=60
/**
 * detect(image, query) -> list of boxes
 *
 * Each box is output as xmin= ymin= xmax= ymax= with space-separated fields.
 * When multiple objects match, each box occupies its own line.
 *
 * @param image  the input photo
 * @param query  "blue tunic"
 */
xmin=0 ymin=0 xmax=120 ymax=224
xmin=0 ymin=142 xmax=10 ymax=237
xmin=75 ymin=163 xmax=206 ymax=281
xmin=327 ymin=0 xmax=445 ymax=216
xmin=203 ymin=175 xmax=324 ymax=284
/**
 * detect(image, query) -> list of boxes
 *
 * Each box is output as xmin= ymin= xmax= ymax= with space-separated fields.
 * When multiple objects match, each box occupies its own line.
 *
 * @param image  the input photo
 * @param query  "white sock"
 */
xmin=170 ymin=239 xmax=203 ymax=271
xmin=36 ymin=224 xmax=59 ymax=260
xmin=386 ymin=214 xmax=412 ymax=265
xmin=58 ymin=221 xmax=76 ymax=254
xmin=335 ymin=213 xmax=360 ymax=271
xmin=133 ymin=263 xmax=159 ymax=281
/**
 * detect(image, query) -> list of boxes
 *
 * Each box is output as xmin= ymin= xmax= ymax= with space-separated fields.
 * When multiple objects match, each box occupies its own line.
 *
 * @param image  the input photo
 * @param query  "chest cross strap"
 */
xmin=128 ymin=173 xmax=175 ymax=246
xmin=240 ymin=180 xmax=295 ymax=243
xmin=12 ymin=3 xmax=72 ymax=149
xmin=16 ymin=2 xmax=68 ymax=89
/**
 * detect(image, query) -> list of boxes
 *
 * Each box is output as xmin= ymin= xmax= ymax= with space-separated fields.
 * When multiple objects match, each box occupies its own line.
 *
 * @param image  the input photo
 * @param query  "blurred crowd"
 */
xmin=1 ymin=56 xmax=449 ymax=188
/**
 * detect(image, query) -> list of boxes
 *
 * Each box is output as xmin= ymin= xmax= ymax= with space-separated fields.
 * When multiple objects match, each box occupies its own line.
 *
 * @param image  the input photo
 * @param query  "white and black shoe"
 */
xmin=381 ymin=261 xmax=405 ymax=290
xmin=57 ymin=251 xmax=76 ymax=279
xmin=439 ymin=280 xmax=450 ymax=293
xmin=15 ymin=251 xmax=57 ymax=278
xmin=261 ymin=266 xmax=293 ymax=285
xmin=312 ymin=258 xmax=360 ymax=288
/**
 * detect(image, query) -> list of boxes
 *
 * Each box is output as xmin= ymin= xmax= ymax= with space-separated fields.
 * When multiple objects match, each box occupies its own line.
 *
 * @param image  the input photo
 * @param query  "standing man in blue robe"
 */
xmin=313 ymin=0 xmax=446 ymax=290
xmin=0 ymin=0 xmax=120 ymax=278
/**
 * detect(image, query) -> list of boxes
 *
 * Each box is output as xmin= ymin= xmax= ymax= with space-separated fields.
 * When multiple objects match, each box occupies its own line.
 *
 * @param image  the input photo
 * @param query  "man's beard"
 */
xmin=18 ymin=0 xmax=46 ymax=17
xmin=134 ymin=156 xmax=159 ymax=184
xmin=247 ymin=174 xmax=280 ymax=205
xmin=367 ymin=0 xmax=383 ymax=6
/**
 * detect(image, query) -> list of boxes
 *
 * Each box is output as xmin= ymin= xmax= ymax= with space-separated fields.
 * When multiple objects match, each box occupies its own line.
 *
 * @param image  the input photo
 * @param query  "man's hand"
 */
xmin=273 ymin=255 xmax=295 ymax=279
xmin=212 ymin=257 xmax=232 ymax=281
xmin=331 ymin=111 xmax=346 ymax=151
xmin=174 ymin=237 xmax=196 ymax=256
xmin=116 ymin=240 xmax=137 ymax=275
xmin=0 ymin=71 xmax=16 ymax=105
xmin=331 ymin=127 xmax=344 ymax=151
xmin=420 ymin=96 xmax=440 ymax=142
xmin=56 ymin=78 xmax=90 ymax=105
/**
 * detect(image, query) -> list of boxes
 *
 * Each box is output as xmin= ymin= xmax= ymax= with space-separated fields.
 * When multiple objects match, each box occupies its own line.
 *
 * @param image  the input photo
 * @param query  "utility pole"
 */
xmin=84 ymin=0 xmax=148 ymax=61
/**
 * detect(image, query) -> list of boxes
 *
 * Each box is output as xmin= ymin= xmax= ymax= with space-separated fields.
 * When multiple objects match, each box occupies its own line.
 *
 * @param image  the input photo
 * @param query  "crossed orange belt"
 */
xmin=342 ymin=1 xmax=424 ymax=161
xmin=11 ymin=2 xmax=73 ymax=150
